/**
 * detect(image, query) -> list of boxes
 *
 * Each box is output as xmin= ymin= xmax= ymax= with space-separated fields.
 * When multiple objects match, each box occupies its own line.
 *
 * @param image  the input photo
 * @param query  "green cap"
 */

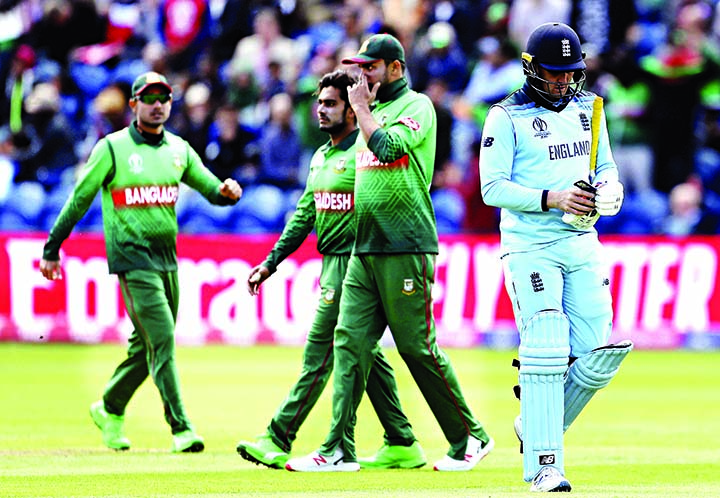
xmin=342 ymin=33 xmax=405 ymax=65
xmin=131 ymin=71 xmax=172 ymax=96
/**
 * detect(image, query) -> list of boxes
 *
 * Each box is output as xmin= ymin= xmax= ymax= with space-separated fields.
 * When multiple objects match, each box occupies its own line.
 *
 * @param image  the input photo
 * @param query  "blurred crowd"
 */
xmin=2 ymin=0 xmax=720 ymax=235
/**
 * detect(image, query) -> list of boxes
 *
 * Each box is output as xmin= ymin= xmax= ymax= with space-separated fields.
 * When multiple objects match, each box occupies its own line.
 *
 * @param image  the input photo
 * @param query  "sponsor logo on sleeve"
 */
xmin=398 ymin=116 xmax=420 ymax=131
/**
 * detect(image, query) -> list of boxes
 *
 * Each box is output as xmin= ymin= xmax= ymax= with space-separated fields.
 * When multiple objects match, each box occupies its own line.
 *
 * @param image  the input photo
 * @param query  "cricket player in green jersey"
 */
xmin=236 ymin=70 xmax=426 ymax=470
xmin=39 ymin=72 xmax=242 ymax=453
xmin=286 ymin=34 xmax=494 ymax=472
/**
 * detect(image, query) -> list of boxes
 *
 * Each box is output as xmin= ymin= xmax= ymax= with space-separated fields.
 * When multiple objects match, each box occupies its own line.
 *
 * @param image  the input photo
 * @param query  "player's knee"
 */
xmin=519 ymin=310 xmax=570 ymax=375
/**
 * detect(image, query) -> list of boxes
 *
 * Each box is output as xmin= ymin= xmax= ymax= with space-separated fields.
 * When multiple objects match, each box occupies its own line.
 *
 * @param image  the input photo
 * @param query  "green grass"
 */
xmin=0 ymin=343 xmax=718 ymax=497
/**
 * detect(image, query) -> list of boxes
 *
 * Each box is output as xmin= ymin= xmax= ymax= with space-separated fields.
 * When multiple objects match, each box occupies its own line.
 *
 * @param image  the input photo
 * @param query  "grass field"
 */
xmin=0 ymin=343 xmax=718 ymax=497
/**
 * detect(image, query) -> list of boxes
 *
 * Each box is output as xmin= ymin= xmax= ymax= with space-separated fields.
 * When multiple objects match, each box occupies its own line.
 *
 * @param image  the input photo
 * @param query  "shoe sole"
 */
xmin=531 ymin=481 xmax=572 ymax=492
xmin=237 ymin=445 xmax=284 ymax=469
xmin=179 ymin=441 xmax=204 ymax=453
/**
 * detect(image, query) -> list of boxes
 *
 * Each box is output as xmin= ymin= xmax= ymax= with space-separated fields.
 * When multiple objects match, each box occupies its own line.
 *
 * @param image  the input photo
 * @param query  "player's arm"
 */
xmin=480 ymin=107 xmax=547 ymax=211
xmin=367 ymin=96 xmax=435 ymax=163
xmin=41 ymin=139 xmax=113 ymax=279
xmin=480 ymin=106 xmax=596 ymax=215
xmin=248 ymin=168 xmax=317 ymax=295
xmin=182 ymin=144 xmax=240 ymax=205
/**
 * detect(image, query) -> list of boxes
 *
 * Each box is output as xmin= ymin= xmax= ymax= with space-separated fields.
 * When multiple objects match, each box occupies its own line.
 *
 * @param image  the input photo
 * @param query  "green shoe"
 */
xmin=89 ymin=400 xmax=130 ymax=451
xmin=237 ymin=435 xmax=289 ymax=469
xmin=172 ymin=429 xmax=205 ymax=453
xmin=358 ymin=441 xmax=427 ymax=469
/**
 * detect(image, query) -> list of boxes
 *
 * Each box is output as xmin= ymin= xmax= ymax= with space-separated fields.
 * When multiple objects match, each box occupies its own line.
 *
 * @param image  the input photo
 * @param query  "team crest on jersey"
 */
xmin=334 ymin=158 xmax=347 ymax=173
xmin=128 ymin=153 xmax=143 ymax=174
xmin=579 ymin=112 xmax=590 ymax=131
xmin=379 ymin=114 xmax=389 ymax=127
xmin=322 ymin=288 xmax=336 ymax=304
xmin=532 ymin=117 xmax=551 ymax=139
xmin=402 ymin=279 xmax=415 ymax=295
xmin=173 ymin=153 xmax=183 ymax=170
xmin=399 ymin=116 xmax=420 ymax=131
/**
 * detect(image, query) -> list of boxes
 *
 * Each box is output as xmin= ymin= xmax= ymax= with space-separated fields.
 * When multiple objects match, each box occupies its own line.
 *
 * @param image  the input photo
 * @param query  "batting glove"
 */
xmin=594 ymin=181 xmax=624 ymax=216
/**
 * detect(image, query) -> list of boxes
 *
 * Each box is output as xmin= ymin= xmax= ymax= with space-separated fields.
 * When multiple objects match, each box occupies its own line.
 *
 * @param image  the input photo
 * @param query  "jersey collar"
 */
xmin=321 ymin=128 xmax=360 ymax=153
xmin=523 ymin=82 xmax=570 ymax=113
xmin=129 ymin=120 xmax=168 ymax=145
xmin=376 ymin=77 xmax=409 ymax=103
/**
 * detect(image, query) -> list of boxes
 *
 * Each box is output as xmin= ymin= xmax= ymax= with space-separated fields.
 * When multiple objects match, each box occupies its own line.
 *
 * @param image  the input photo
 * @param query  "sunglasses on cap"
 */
xmin=136 ymin=93 xmax=172 ymax=104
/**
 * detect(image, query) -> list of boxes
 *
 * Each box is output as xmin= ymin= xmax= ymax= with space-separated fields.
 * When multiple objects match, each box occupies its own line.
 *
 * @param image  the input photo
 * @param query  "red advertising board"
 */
xmin=1 ymin=232 xmax=719 ymax=348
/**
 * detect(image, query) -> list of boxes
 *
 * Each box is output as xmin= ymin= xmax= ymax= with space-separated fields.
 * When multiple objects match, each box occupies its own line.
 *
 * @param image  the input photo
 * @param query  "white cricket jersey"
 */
xmin=480 ymin=86 xmax=619 ymax=252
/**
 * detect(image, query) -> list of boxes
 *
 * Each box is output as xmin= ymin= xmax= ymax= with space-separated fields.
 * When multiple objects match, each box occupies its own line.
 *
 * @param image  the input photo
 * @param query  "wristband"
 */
xmin=541 ymin=190 xmax=549 ymax=211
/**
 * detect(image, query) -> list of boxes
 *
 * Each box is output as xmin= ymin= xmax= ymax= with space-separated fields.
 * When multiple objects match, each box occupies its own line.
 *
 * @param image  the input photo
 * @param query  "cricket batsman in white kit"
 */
xmin=479 ymin=22 xmax=633 ymax=492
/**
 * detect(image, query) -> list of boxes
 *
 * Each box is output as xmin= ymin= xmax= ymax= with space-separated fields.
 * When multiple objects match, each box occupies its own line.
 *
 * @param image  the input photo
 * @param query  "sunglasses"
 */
xmin=136 ymin=94 xmax=172 ymax=104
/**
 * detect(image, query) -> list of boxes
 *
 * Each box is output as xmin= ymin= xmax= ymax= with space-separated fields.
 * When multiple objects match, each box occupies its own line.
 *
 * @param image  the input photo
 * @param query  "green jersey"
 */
xmin=43 ymin=123 xmax=233 ymax=273
xmin=354 ymin=78 xmax=438 ymax=255
xmin=263 ymin=130 xmax=358 ymax=273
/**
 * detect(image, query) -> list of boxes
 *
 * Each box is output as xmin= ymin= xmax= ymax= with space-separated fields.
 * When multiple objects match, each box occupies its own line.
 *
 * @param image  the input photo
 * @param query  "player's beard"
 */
xmin=320 ymin=120 xmax=346 ymax=136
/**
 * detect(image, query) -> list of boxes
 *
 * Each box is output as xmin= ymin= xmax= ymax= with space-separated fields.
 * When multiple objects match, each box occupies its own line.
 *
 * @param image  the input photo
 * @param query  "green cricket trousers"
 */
xmin=320 ymin=253 xmax=489 ymax=461
xmin=267 ymin=254 xmax=417 ymax=452
xmin=102 ymin=269 xmax=193 ymax=434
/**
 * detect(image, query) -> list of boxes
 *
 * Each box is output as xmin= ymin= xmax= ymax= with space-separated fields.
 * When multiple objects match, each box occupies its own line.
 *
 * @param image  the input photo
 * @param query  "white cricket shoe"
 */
xmin=530 ymin=466 xmax=572 ymax=492
xmin=514 ymin=414 xmax=523 ymax=453
xmin=433 ymin=436 xmax=494 ymax=471
xmin=285 ymin=446 xmax=360 ymax=472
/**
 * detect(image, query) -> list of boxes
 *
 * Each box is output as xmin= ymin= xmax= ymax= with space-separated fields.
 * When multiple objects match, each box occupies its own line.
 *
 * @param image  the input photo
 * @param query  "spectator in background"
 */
xmin=424 ymin=78 xmax=459 ymax=191
xmin=157 ymin=0 xmax=212 ymax=73
xmin=410 ymin=21 xmax=469 ymax=94
xmin=205 ymin=103 xmax=259 ymax=185
xmin=1 ymin=44 xmax=36 ymax=132
xmin=258 ymin=92 xmax=302 ymax=190
xmin=228 ymin=7 xmax=302 ymax=102
xmin=507 ymin=0 xmax=571 ymax=53
xmin=413 ymin=0 xmax=487 ymax=57
xmin=451 ymin=35 xmax=523 ymax=172
xmin=26 ymin=0 xmax=106 ymax=70
xmin=12 ymin=82 xmax=78 ymax=191
xmin=224 ymin=61 xmax=263 ymax=128
xmin=638 ymin=1 xmax=720 ymax=193
xmin=209 ymin=0 xmax=255 ymax=65
xmin=168 ymin=81 xmax=214 ymax=163
xmin=660 ymin=181 xmax=703 ymax=236
xmin=78 ymin=82 xmax=131 ymax=162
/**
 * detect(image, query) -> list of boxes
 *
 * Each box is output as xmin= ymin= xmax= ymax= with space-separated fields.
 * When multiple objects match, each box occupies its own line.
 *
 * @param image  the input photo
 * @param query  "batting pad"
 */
xmin=519 ymin=311 xmax=571 ymax=481
xmin=564 ymin=340 xmax=634 ymax=431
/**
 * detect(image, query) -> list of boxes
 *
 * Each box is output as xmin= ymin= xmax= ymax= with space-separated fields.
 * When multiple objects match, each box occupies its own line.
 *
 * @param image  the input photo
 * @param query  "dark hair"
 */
xmin=316 ymin=70 xmax=357 ymax=110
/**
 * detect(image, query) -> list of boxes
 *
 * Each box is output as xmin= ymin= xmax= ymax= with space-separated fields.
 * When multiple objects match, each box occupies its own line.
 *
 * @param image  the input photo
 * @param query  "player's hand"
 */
xmin=40 ymin=259 xmax=62 ymax=281
xmin=594 ymin=181 xmax=624 ymax=216
xmin=348 ymin=73 xmax=379 ymax=110
xmin=547 ymin=184 xmax=596 ymax=215
xmin=247 ymin=265 xmax=271 ymax=296
xmin=219 ymin=179 xmax=243 ymax=200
